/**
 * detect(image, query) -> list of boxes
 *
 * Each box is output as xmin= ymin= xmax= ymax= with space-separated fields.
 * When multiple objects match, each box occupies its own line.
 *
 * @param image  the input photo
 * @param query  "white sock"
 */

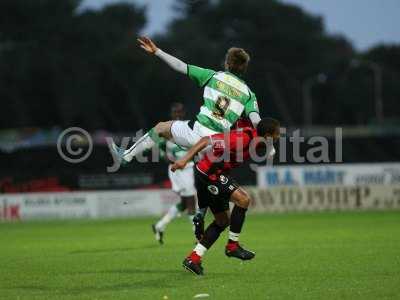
xmin=193 ymin=243 xmax=207 ymax=257
xmin=155 ymin=205 xmax=179 ymax=232
xmin=123 ymin=133 xmax=155 ymax=162
xmin=229 ymin=231 xmax=240 ymax=242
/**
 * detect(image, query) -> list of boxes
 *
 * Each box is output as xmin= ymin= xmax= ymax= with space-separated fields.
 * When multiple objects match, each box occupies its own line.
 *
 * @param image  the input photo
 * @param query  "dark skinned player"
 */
xmin=171 ymin=118 xmax=280 ymax=275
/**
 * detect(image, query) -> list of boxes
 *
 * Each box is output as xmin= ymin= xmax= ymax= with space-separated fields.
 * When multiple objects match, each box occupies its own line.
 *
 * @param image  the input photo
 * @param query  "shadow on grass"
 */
xmin=4 ymin=285 xmax=52 ymax=291
xmin=6 ymin=269 xmax=236 ymax=297
xmin=77 ymin=268 xmax=183 ymax=275
xmin=64 ymin=278 xmax=176 ymax=295
xmin=69 ymin=244 xmax=159 ymax=254
xmin=63 ymin=269 xmax=236 ymax=295
xmin=76 ymin=267 xmax=237 ymax=278
xmin=7 ymin=279 xmax=176 ymax=296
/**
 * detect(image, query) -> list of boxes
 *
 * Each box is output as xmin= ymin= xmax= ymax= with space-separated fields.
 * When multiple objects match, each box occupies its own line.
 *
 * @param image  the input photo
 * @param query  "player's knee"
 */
xmin=238 ymin=194 xmax=251 ymax=209
xmin=185 ymin=197 xmax=196 ymax=214
xmin=176 ymin=202 xmax=185 ymax=212
xmin=186 ymin=206 xmax=195 ymax=215
xmin=154 ymin=122 xmax=166 ymax=134
xmin=232 ymin=188 xmax=252 ymax=209
xmin=215 ymin=217 xmax=229 ymax=230
xmin=154 ymin=121 xmax=172 ymax=139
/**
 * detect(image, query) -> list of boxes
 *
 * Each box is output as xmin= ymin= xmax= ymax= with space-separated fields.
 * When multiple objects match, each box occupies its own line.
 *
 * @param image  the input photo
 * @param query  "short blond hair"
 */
xmin=225 ymin=47 xmax=250 ymax=75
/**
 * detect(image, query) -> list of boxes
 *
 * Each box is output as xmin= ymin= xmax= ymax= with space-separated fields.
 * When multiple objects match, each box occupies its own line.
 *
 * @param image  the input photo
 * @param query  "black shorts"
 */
xmin=194 ymin=167 xmax=239 ymax=214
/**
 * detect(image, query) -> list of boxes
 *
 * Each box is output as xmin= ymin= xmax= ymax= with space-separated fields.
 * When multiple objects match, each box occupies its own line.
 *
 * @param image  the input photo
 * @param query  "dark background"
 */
xmin=1 ymin=0 xmax=399 ymax=192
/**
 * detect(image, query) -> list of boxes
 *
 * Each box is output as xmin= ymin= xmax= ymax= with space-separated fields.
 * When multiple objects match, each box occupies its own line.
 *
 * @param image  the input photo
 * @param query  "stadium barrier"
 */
xmin=1 ymin=185 xmax=399 ymax=221
xmin=257 ymin=163 xmax=400 ymax=187
xmin=247 ymin=185 xmax=400 ymax=213
xmin=0 ymin=190 xmax=178 ymax=221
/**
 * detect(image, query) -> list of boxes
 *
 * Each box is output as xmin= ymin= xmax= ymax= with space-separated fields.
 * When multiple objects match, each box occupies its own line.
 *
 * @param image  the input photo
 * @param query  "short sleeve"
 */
xmin=209 ymin=133 xmax=226 ymax=156
xmin=210 ymin=131 xmax=245 ymax=153
xmin=229 ymin=130 xmax=251 ymax=152
xmin=244 ymin=92 xmax=260 ymax=116
xmin=187 ymin=65 xmax=216 ymax=87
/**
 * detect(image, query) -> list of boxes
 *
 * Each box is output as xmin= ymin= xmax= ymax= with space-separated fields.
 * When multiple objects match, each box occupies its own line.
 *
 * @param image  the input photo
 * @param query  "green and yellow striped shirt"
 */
xmin=188 ymin=65 xmax=259 ymax=132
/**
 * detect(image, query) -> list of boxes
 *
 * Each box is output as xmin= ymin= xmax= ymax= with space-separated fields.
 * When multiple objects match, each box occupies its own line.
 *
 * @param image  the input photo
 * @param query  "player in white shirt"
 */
xmin=152 ymin=103 xmax=197 ymax=244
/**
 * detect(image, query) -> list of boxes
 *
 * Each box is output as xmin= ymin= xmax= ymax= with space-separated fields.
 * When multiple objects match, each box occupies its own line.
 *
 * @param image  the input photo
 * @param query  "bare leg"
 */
xmin=182 ymin=195 xmax=196 ymax=216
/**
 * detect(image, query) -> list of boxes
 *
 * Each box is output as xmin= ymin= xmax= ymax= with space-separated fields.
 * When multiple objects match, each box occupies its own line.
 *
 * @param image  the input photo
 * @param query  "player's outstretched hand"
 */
xmin=137 ymin=37 xmax=158 ymax=54
xmin=171 ymin=159 xmax=187 ymax=172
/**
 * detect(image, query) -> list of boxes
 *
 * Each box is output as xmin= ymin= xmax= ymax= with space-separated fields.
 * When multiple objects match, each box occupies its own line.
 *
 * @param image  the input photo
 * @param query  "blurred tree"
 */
xmin=1 ymin=0 xmax=399 ymax=130
xmin=151 ymin=0 xmax=354 ymax=126
xmin=318 ymin=44 xmax=400 ymax=125
xmin=0 ymin=0 xmax=146 ymax=130
xmin=0 ymin=0 xmax=80 ymax=127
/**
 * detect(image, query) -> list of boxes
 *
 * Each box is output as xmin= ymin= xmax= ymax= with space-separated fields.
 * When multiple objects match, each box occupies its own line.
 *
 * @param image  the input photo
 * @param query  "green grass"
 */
xmin=1 ymin=212 xmax=400 ymax=300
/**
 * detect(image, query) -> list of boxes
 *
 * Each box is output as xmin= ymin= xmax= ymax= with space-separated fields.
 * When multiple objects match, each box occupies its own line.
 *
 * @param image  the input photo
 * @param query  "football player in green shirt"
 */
xmin=111 ymin=37 xmax=264 ymax=164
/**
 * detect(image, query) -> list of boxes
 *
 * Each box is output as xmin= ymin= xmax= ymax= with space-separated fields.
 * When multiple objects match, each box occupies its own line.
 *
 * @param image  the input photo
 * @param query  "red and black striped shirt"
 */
xmin=196 ymin=127 xmax=257 ymax=179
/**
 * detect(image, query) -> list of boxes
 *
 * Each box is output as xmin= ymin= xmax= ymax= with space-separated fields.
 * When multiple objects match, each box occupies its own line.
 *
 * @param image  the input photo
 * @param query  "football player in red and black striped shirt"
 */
xmin=171 ymin=118 xmax=280 ymax=275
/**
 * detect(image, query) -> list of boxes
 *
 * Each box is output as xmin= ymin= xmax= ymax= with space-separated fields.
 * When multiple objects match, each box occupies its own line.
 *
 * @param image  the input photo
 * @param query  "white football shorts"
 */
xmin=168 ymin=163 xmax=196 ymax=197
xmin=170 ymin=120 xmax=219 ymax=148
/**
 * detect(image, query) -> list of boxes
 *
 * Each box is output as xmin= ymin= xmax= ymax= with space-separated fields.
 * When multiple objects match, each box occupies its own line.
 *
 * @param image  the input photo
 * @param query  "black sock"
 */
xmin=229 ymin=205 xmax=248 ymax=236
xmin=200 ymin=221 xmax=226 ymax=249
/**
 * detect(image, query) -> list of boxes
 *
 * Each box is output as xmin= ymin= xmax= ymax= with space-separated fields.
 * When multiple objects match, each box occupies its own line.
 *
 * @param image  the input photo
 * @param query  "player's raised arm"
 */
xmin=249 ymin=112 xmax=261 ymax=127
xmin=171 ymin=137 xmax=211 ymax=172
xmin=137 ymin=36 xmax=188 ymax=74
xmin=245 ymin=91 xmax=261 ymax=127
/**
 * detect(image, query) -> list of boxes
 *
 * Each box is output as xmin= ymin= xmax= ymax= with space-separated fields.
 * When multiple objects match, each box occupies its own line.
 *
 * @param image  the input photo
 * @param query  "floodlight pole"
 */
xmin=302 ymin=73 xmax=327 ymax=126
xmin=350 ymin=59 xmax=384 ymax=123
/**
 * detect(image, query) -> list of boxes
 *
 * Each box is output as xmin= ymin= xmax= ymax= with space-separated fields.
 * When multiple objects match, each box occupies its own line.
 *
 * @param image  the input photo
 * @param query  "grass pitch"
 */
xmin=1 ymin=211 xmax=400 ymax=300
